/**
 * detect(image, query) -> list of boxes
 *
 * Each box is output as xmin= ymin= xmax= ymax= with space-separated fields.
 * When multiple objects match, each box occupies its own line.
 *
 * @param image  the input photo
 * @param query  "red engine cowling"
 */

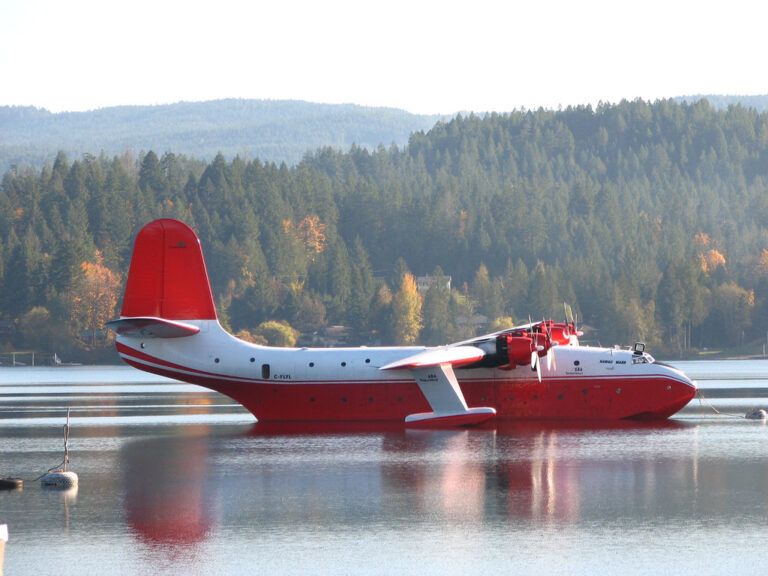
xmin=505 ymin=334 xmax=533 ymax=367
xmin=546 ymin=322 xmax=571 ymax=345
xmin=502 ymin=330 xmax=553 ymax=368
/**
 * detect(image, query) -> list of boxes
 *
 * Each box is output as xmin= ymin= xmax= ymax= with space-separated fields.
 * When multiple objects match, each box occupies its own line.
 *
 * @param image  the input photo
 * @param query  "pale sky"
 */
xmin=1 ymin=0 xmax=766 ymax=114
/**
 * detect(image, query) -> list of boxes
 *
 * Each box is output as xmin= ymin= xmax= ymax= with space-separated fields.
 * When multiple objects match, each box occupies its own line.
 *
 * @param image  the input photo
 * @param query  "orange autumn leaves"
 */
xmin=70 ymin=250 xmax=121 ymax=346
xmin=282 ymin=215 xmax=327 ymax=258
xmin=694 ymin=233 xmax=726 ymax=275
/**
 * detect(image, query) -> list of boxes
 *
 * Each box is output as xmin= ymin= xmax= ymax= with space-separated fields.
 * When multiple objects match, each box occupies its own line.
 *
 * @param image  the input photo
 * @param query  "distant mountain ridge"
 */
xmin=0 ymin=99 xmax=445 ymax=172
xmin=4 ymin=95 xmax=768 ymax=174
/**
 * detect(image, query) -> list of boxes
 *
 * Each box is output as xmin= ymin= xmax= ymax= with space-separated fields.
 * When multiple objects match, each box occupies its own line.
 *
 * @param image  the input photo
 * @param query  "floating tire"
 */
xmin=0 ymin=477 xmax=23 ymax=490
xmin=40 ymin=470 xmax=78 ymax=489
xmin=745 ymin=408 xmax=768 ymax=421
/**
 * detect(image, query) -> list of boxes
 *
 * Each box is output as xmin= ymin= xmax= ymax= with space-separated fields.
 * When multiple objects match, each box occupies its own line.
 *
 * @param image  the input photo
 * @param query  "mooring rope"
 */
xmin=13 ymin=409 xmax=73 ymax=483
xmin=696 ymin=389 xmax=745 ymax=419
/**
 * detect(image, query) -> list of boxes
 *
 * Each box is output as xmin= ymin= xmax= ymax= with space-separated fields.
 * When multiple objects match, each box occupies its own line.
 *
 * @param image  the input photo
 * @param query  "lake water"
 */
xmin=1 ymin=361 xmax=768 ymax=575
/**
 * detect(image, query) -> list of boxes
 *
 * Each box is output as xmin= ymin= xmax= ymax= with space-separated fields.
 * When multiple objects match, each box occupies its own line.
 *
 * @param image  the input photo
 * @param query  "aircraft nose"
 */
xmin=675 ymin=366 xmax=696 ymax=390
xmin=646 ymin=361 xmax=697 ymax=418
xmin=664 ymin=363 xmax=697 ymax=405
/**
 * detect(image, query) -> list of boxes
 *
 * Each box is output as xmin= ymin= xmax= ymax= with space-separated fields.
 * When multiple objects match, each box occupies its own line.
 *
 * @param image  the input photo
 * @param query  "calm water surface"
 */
xmin=1 ymin=362 xmax=768 ymax=575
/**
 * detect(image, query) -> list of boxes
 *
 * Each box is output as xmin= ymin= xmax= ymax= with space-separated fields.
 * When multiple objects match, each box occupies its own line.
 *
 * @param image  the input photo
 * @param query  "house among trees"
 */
xmin=415 ymin=275 xmax=452 ymax=294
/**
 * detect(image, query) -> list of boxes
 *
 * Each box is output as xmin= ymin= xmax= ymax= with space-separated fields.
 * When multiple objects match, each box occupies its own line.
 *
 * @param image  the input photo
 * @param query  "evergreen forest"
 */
xmin=2 ymin=98 xmax=768 ymax=361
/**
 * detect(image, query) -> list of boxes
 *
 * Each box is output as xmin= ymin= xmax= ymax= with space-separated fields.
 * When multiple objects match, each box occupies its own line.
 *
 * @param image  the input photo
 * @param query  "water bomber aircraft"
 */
xmin=108 ymin=219 xmax=697 ymax=427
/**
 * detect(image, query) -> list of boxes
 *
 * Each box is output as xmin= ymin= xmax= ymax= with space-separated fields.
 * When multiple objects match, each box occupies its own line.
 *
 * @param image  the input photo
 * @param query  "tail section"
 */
xmin=121 ymin=219 xmax=217 ymax=320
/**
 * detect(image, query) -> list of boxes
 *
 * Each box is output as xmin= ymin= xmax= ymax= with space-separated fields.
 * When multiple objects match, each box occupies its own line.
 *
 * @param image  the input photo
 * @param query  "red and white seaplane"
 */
xmin=108 ymin=219 xmax=696 ymax=427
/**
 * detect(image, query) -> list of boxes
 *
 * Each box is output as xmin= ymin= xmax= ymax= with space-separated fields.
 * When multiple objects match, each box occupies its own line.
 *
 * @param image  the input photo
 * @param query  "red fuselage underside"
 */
xmin=122 ymin=356 xmax=694 ymax=422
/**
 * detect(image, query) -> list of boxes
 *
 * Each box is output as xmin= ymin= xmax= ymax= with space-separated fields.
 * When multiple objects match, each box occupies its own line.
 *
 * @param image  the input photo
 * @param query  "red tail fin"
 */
xmin=121 ymin=219 xmax=217 ymax=320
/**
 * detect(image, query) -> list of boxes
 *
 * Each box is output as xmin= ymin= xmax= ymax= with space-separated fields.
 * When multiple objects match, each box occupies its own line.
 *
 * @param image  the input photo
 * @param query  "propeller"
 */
xmin=501 ymin=319 xmax=557 ymax=382
xmin=564 ymin=302 xmax=584 ymax=339
xmin=540 ymin=319 xmax=557 ymax=372
xmin=527 ymin=319 xmax=553 ymax=382
xmin=530 ymin=350 xmax=542 ymax=382
xmin=546 ymin=343 xmax=557 ymax=372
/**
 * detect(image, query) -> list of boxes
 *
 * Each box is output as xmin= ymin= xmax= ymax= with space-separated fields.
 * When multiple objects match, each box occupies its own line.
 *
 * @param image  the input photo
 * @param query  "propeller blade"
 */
xmin=530 ymin=351 xmax=542 ymax=382
xmin=564 ymin=303 xmax=574 ymax=325
xmin=546 ymin=347 xmax=553 ymax=371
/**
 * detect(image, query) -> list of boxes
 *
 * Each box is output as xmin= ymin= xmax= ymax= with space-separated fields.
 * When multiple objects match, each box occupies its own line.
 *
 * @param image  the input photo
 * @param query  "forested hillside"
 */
xmin=676 ymin=94 xmax=768 ymax=112
xmin=2 ymin=98 xmax=767 ymax=360
xmin=0 ymin=99 xmax=443 ymax=174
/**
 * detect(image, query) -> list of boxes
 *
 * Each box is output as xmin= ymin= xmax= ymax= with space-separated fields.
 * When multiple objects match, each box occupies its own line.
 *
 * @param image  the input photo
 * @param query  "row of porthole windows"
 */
xmin=307 ymin=359 xmax=371 ymax=367
xmin=218 ymin=356 xmax=575 ymax=372
xmin=214 ymin=358 xmax=373 ymax=380
xmin=242 ymin=360 xmax=374 ymax=369
xmin=217 ymin=357 xmax=372 ymax=367
xmin=221 ymin=356 xmax=576 ymax=367
xmin=307 ymin=359 xmax=370 ymax=368
xmin=227 ymin=358 xmax=580 ymax=369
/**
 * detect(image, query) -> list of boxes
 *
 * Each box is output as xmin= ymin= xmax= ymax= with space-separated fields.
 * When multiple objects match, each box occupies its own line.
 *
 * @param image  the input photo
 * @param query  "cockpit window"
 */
xmin=632 ymin=353 xmax=655 ymax=364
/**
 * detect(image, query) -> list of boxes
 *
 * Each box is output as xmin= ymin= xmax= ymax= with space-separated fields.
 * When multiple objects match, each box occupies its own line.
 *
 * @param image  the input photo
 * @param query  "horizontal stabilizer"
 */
xmin=380 ymin=345 xmax=485 ymax=371
xmin=106 ymin=316 xmax=200 ymax=339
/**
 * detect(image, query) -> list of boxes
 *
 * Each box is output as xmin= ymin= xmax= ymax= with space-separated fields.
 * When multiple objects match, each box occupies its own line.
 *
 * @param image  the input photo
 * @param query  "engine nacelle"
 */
xmin=546 ymin=322 xmax=571 ymax=345
xmin=488 ymin=323 xmax=558 ymax=370
xmin=503 ymin=334 xmax=535 ymax=367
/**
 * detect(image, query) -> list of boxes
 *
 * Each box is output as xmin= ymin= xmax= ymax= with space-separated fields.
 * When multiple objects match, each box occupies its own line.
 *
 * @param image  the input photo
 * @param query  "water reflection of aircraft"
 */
xmin=258 ymin=421 xmax=695 ymax=523
xmin=122 ymin=428 xmax=216 ymax=546
xmin=121 ymin=421 xmax=697 ymax=546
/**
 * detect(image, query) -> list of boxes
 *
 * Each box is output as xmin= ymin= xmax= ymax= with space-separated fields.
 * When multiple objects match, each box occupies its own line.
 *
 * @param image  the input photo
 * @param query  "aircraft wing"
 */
xmin=450 ymin=321 xmax=542 ymax=348
xmin=379 ymin=345 xmax=486 ymax=370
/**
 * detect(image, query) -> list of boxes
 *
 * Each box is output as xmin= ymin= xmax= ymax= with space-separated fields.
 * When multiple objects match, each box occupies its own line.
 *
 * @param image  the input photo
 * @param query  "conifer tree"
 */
xmin=348 ymin=237 xmax=375 ymax=333
xmin=421 ymin=266 xmax=454 ymax=344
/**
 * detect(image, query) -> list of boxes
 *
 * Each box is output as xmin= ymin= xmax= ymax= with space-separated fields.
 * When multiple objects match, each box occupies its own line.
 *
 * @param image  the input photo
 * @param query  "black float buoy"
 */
xmin=0 ymin=477 xmax=23 ymax=490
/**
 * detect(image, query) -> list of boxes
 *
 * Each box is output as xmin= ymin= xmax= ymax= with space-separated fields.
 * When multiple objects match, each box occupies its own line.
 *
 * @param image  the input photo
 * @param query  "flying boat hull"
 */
xmin=110 ymin=219 xmax=697 ymax=426
xmin=115 ymin=342 xmax=695 ymax=422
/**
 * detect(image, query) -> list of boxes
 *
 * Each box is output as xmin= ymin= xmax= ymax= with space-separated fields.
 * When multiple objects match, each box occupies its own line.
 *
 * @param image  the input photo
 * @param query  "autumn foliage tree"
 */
xmin=391 ymin=272 xmax=422 ymax=345
xmin=282 ymin=215 xmax=327 ymax=260
xmin=69 ymin=251 xmax=121 ymax=347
